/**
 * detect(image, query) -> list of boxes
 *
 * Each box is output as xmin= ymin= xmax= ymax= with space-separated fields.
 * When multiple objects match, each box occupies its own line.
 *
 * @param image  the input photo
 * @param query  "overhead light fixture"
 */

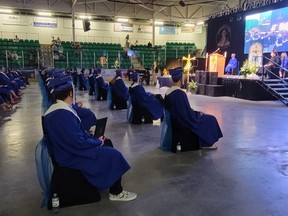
xmin=196 ymin=21 xmax=204 ymax=25
xmin=184 ymin=23 xmax=195 ymax=27
xmin=0 ymin=9 xmax=13 ymax=13
xmin=117 ymin=18 xmax=129 ymax=22
xmin=154 ymin=21 xmax=163 ymax=25
xmin=38 ymin=12 xmax=52 ymax=16
xmin=179 ymin=0 xmax=186 ymax=7
xmin=79 ymin=15 xmax=91 ymax=19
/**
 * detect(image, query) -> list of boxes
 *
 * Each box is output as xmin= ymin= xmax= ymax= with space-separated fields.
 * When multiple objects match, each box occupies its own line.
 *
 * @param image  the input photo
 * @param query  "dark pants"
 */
xmin=103 ymin=139 xmax=123 ymax=195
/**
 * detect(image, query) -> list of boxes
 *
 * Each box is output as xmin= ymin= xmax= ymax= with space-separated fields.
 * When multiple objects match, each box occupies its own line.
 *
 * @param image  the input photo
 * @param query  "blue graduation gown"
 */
xmin=112 ymin=77 xmax=129 ymax=101
xmin=95 ymin=75 xmax=108 ymax=91
xmin=72 ymin=104 xmax=97 ymax=131
xmin=130 ymin=83 xmax=163 ymax=120
xmin=165 ymin=86 xmax=223 ymax=147
xmin=225 ymin=58 xmax=238 ymax=72
xmin=0 ymin=72 xmax=19 ymax=93
xmin=44 ymin=100 xmax=130 ymax=189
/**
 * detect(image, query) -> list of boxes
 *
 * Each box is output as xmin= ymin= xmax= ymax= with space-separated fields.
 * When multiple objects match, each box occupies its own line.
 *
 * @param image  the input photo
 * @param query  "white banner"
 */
xmin=114 ymin=23 xmax=133 ymax=32
xmin=3 ymin=15 xmax=28 ymax=26
xmin=33 ymin=17 xmax=57 ymax=28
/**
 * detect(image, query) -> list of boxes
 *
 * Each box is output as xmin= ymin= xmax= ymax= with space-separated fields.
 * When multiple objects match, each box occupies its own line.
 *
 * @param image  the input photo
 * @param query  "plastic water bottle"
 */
xmin=176 ymin=143 xmax=181 ymax=152
xmin=52 ymin=193 xmax=60 ymax=214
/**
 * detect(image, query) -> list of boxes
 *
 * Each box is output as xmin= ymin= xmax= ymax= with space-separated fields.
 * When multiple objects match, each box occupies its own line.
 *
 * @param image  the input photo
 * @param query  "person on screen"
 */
xmin=217 ymin=28 xmax=230 ymax=48
xmin=225 ymin=53 xmax=238 ymax=74
xmin=279 ymin=52 xmax=288 ymax=78
xmin=264 ymin=50 xmax=280 ymax=78
xmin=44 ymin=75 xmax=137 ymax=202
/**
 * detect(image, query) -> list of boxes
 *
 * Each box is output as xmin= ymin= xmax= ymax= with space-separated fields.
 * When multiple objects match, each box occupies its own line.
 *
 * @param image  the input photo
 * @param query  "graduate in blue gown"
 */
xmin=0 ymin=67 xmax=20 ymax=96
xmin=88 ymin=69 xmax=95 ymax=95
xmin=110 ymin=70 xmax=129 ymax=100
xmin=129 ymin=72 xmax=163 ymax=120
xmin=225 ymin=53 xmax=238 ymax=74
xmin=165 ymin=68 xmax=223 ymax=149
xmin=44 ymin=75 xmax=137 ymax=201
xmin=95 ymin=68 xmax=108 ymax=100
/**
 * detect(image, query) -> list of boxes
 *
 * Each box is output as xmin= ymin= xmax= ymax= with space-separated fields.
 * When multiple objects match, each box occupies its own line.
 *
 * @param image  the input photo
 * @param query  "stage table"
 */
xmin=157 ymin=76 xmax=173 ymax=88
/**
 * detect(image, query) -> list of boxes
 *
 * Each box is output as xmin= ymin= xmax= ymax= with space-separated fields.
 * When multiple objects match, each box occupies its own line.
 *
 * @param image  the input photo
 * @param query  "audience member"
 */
xmin=164 ymin=67 xmax=223 ymax=150
xmin=44 ymin=75 xmax=137 ymax=202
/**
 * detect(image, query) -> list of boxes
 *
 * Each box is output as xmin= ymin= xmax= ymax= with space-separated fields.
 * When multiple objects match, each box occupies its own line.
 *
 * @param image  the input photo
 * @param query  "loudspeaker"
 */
xmin=195 ymin=70 xmax=204 ymax=84
xmin=197 ymin=84 xmax=206 ymax=95
xmin=205 ymin=85 xmax=224 ymax=97
xmin=201 ymin=72 xmax=209 ymax=84
xmin=83 ymin=19 xmax=91 ymax=32
xmin=208 ymin=72 xmax=218 ymax=85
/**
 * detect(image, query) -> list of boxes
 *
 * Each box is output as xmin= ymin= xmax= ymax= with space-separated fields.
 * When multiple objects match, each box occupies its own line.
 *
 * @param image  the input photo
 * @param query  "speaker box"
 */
xmin=197 ymin=84 xmax=206 ymax=95
xmin=195 ymin=70 xmax=204 ymax=84
xmin=208 ymin=72 xmax=218 ymax=85
xmin=205 ymin=85 xmax=224 ymax=97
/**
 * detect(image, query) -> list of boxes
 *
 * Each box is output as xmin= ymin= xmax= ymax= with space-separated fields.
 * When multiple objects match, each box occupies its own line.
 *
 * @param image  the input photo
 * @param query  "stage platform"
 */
xmin=195 ymin=71 xmax=276 ymax=101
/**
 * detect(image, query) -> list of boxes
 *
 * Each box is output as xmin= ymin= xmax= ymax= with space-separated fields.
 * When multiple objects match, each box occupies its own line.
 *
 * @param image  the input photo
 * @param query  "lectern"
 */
xmin=208 ymin=53 xmax=226 ymax=77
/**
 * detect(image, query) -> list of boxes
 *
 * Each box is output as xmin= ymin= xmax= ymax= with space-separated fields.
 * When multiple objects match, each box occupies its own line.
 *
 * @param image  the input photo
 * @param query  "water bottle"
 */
xmin=176 ymin=143 xmax=181 ymax=152
xmin=52 ymin=193 xmax=60 ymax=214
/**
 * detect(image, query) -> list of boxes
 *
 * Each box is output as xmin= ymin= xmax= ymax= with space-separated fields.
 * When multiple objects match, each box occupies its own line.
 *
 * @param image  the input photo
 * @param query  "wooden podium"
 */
xmin=208 ymin=53 xmax=226 ymax=77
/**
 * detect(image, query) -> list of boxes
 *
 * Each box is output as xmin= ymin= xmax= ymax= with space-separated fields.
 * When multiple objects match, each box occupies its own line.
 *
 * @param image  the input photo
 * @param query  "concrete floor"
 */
xmin=1 ymin=81 xmax=288 ymax=216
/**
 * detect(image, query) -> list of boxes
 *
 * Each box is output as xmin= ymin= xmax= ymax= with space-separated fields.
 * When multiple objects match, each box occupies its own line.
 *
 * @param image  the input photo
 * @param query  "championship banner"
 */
xmin=114 ymin=23 xmax=133 ymax=32
xmin=181 ymin=25 xmax=202 ymax=33
xmin=33 ymin=17 xmax=57 ymax=28
xmin=3 ymin=15 xmax=28 ymax=26
xmin=159 ymin=26 xmax=176 ymax=35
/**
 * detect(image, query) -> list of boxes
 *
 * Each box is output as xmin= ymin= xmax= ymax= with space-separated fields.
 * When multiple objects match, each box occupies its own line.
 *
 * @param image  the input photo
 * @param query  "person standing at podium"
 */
xmin=225 ymin=53 xmax=238 ymax=74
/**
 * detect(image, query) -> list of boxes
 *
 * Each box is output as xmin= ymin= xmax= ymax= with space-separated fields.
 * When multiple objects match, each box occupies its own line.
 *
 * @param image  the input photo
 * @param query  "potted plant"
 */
xmin=240 ymin=60 xmax=257 ymax=78
xmin=188 ymin=80 xmax=198 ymax=94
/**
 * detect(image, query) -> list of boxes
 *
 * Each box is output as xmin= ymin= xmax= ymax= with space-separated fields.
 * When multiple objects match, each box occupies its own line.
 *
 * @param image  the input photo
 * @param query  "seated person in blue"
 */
xmin=225 ymin=53 xmax=238 ymax=74
xmin=109 ymin=69 xmax=129 ymax=109
xmin=0 ymin=67 xmax=21 ymax=96
xmin=44 ymin=75 xmax=137 ymax=201
xmin=279 ymin=52 xmax=288 ymax=78
xmin=88 ymin=69 xmax=95 ymax=96
xmin=95 ymin=68 xmax=108 ymax=100
xmin=0 ymin=95 xmax=12 ymax=111
xmin=164 ymin=68 xmax=223 ymax=150
xmin=129 ymin=72 xmax=163 ymax=120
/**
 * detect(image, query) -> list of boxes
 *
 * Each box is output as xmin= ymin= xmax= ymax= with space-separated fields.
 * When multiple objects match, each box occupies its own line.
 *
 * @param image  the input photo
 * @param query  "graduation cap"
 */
xmin=116 ymin=69 xmax=122 ymax=77
xmin=131 ymin=72 xmax=138 ymax=81
xmin=47 ymin=75 xmax=73 ymax=94
xmin=95 ymin=68 xmax=101 ymax=74
xmin=169 ymin=67 xmax=183 ymax=82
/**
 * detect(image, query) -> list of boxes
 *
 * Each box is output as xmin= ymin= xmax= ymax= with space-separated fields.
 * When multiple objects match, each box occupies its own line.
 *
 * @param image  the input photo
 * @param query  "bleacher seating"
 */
xmin=166 ymin=42 xmax=197 ymax=59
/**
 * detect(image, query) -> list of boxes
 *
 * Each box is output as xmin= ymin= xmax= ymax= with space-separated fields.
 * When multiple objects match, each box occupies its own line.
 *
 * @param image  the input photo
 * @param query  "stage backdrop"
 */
xmin=207 ymin=1 xmax=288 ymax=70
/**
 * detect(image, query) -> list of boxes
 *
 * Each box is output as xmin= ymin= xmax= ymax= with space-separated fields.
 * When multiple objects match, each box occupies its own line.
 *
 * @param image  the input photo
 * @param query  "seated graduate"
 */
xmin=44 ymin=75 xmax=137 ymax=201
xmin=88 ymin=68 xmax=95 ymax=96
xmin=129 ymin=72 xmax=163 ymax=120
xmin=109 ymin=69 xmax=129 ymax=109
xmin=0 ymin=95 xmax=12 ymax=111
xmin=279 ymin=52 xmax=288 ymax=78
xmin=95 ymin=68 xmax=108 ymax=100
xmin=225 ymin=53 xmax=238 ymax=74
xmin=164 ymin=68 xmax=223 ymax=150
xmin=0 ymin=67 xmax=21 ymax=96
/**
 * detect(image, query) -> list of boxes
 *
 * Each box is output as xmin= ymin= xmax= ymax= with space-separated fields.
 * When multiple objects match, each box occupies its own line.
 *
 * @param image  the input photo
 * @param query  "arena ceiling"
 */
xmin=0 ymin=0 xmax=241 ymax=24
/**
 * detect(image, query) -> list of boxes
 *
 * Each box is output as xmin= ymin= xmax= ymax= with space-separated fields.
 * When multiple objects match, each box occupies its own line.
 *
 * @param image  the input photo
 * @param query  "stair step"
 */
xmin=273 ymin=88 xmax=288 ymax=91
xmin=266 ymin=83 xmax=287 ymax=87
xmin=279 ymin=93 xmax=288 ymax=96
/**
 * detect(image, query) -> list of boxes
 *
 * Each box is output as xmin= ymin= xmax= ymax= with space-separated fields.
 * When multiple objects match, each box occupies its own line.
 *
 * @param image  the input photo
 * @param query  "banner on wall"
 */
xmin=114 ymin=23 xmax=133 ymax=32
xmin=3 ymin=15 xmax=28 ymax=26
xmin=137 ymin=25 xmax=152 ymax=33
xmin=33 ymin=17 xmax=57 ymax=28
xmin=159 ymin=26 xmax=175 ymax=34
xmin=181 ymin=25 xmax=202 ymax=33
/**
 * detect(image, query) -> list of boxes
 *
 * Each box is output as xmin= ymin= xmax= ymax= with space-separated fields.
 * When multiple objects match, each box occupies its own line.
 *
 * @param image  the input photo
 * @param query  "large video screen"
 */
xmin=244 ymin=6 xmax=288 ymax=54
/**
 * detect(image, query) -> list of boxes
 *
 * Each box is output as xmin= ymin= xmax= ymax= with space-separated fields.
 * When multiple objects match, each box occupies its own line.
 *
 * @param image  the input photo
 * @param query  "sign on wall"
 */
xmin=114 ymin=23 xmax=133 ymax=32
xmin=33 ymin=17 xmax=57 ymax=28
xmin=137 ymin=25 xmax=152 ymax=33
xmin=181 ymin=25 xmax=202 ymax=33
xmin=159 ymin=26 xmax=175 ymax=34
xmin=3 ymin=15 xmax=28 ymax=26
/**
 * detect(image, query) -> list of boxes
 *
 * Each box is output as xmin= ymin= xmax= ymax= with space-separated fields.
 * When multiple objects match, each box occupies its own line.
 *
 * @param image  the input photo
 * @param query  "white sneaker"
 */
xmin=109 ymin=190 xmax=137 ymax=201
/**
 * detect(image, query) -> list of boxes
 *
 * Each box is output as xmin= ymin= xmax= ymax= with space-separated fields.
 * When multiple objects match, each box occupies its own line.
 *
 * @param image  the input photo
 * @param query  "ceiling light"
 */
xmin=184 ymin=23 xmax=195 ymax=27
xmin=38 ymin=12 xmax=52 ymax=16
xmin=79 ymin=15 xmax=91 ymax=19
xmin=196 ymin=21 xmax=204 ymax=25
xmin=117 ymin=18 xmax=129 ymax=22
xmin=0 ymin=9 xmax=13 ymax=13
xmin=154 ymin=21 xmax=163 ymax=25
xmin=179 ymin=0 xmax=186 ymax=7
